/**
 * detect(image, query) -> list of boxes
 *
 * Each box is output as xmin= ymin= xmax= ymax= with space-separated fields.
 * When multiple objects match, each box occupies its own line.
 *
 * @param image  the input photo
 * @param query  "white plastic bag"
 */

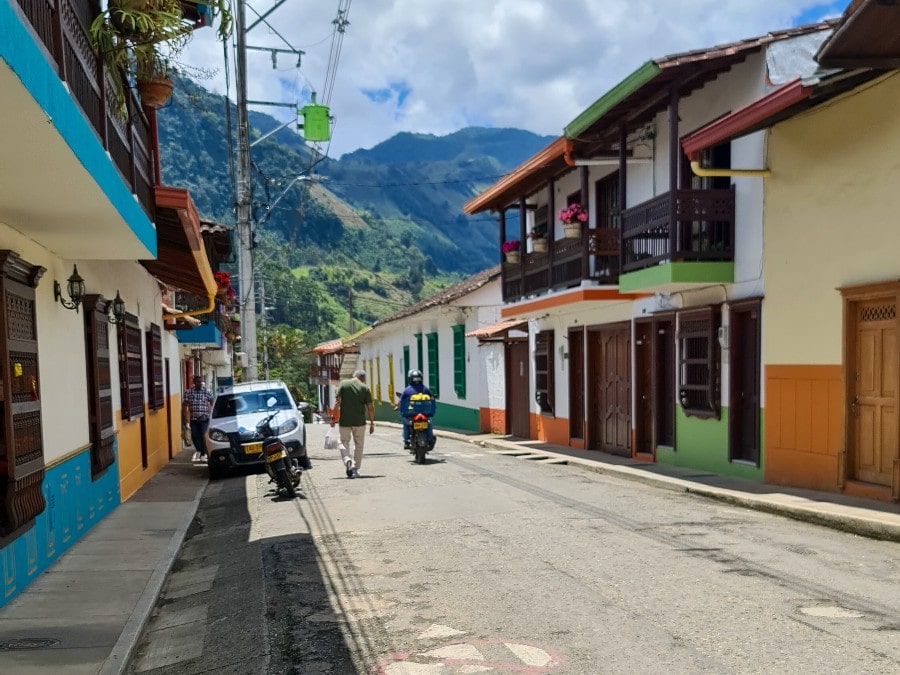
xmin=324 ymin=426 xmax=339 ymax=450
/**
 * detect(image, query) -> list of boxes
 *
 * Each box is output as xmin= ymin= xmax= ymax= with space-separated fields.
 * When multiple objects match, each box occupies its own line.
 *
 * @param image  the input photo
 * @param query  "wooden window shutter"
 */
xmin=676 ymin=306 xmax=721 ymax=419
xmin=535 ymin=330 xmax=555 ymax=414
xmin=146 ymin=323 xmax=164 ymax=410
xmin=0 ymin=251 xmax=47 ymax=540
xmin=426 ymin=332 xmax=439 ymax=398
xmin=118 ymin=314 xmax=145 ymax=420
xmin=83 ymin=295 xmax=116 ymax=479
xmin=452 ymin=324 xmax=466 ymax=399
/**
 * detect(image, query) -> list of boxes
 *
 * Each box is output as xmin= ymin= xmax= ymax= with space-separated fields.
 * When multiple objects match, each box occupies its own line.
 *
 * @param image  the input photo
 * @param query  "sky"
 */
xmin=181 ymin=1 xmax=851 ymax=159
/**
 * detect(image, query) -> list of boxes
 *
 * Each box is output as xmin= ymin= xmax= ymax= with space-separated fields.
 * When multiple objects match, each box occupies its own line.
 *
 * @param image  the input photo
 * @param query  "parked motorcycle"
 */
xmin=405 ymin=393 xmax=436 ymax=464
xmin=228 ymin=397 xmax=302 ymax=498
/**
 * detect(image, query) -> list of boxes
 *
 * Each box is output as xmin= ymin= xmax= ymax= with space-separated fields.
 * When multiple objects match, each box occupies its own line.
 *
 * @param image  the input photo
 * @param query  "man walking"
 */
xmin=331 ymin=369 xmax=375 ymax=478
xmin=183 ymin=375 xmax=214 ymax=462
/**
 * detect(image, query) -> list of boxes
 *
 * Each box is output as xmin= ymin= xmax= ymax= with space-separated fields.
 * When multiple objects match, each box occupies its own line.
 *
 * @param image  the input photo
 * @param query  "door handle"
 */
xmin=850 ymin=395 xmax=859 ymax=416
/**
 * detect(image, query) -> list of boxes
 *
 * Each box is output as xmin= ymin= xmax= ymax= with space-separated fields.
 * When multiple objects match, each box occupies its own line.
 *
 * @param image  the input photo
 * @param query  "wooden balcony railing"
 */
xmin=14 ymin=0 xmax=155 ymax=219
xmin=308 ymin=364 xmax=341 ymax=383
xmin=501 ymin=228 xmax=621 ymax=303
xmin=620 ymin=188 xmax=735 ymax=273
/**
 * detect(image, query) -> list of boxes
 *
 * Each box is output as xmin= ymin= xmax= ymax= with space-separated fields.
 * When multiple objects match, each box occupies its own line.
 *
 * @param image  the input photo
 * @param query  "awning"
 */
xmin=465 ymin=319 xmax=527 ymax=341
xmin=141 ymin=186 xmax=216 ymax=299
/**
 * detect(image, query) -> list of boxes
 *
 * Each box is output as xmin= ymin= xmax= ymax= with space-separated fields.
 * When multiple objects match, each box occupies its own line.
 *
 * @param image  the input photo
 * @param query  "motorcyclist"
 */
xmin=398 ymin=369 xmax=434 ymax=451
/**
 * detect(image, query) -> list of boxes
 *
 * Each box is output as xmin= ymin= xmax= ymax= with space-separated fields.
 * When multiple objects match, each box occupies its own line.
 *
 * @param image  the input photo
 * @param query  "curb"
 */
xmin=99 ymin=477 xmax=209 ymax=675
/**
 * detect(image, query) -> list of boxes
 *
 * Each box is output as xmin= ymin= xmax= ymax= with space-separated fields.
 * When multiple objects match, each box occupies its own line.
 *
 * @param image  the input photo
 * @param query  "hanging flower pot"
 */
xmin=532 ymin=237 xmax=548 ymax=253
xmin=505 ymin=250 xmax=520 ymax=264
xmin=137 ymin=74 xmax=174 ymax=109
xmin=563 ymin=222 xmax=582 ymax=239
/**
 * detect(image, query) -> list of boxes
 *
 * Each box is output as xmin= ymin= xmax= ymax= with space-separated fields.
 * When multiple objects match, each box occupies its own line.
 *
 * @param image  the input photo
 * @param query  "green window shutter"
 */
xmin=426 ymin=332 xmax=439 ymax=398
xmin=415 ymin=333 xmax=423 ymax=372
xmin=403 ymin=346 xmax=410 ymax=381
xmin=452 ymin=324 xmax=466 ymax=399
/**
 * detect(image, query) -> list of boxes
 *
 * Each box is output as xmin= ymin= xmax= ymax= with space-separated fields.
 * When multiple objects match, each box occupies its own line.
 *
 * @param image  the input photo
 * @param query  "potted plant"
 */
xmin=502 ymin=240 xmax=521 ymax=264
xmin=559 ymin=203 xmax=588 ymax=238
xmin=89 ymin=0 xmax=233 ymax=118
xmin=528 ymin=224 xmax=548 ymax=252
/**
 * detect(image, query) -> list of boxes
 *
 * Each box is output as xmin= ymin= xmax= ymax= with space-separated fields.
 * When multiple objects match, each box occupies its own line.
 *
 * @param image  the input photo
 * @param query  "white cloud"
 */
xmin=181 ymin=1 xmax=848 ymax=158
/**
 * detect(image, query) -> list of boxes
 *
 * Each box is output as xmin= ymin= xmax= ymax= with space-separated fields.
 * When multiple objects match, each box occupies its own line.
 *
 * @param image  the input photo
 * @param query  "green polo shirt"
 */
xmin=336 ymin=378 xmax=372 ymax=427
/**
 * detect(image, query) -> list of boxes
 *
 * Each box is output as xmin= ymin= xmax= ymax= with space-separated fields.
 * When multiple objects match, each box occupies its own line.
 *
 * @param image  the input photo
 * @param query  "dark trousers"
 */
xmin=190 ymin=419 xmax=209 ymax=456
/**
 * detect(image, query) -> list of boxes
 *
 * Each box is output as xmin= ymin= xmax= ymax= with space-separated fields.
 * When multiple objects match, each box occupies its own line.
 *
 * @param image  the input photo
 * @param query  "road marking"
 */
xmin=377 ymin=637 xmax=564 ymax=673
xmin=504 ymin=642 xmax=552 ymax=667
xmin=422 ymin=644 xmax=484 ymax=661
xmin=418 ymin=624 xmax=465 ymax=640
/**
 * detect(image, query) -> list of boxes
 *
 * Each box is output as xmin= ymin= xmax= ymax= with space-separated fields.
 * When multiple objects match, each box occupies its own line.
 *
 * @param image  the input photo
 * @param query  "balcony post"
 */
xmin=669 ymin=85 xmax=680 ymax=258
xmin=618 ymin=123 xmax=627 ymax=268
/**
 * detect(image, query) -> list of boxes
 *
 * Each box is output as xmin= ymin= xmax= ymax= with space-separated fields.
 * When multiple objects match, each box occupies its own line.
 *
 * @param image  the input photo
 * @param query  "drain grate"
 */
xmin=0 ymin=638 xmax=61 ymax=650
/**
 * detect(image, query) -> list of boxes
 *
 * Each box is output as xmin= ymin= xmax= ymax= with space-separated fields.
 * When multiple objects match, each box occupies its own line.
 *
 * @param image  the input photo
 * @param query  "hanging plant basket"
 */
xmin=505 ymin=250 xmax=520 ymax=264
xmin=137 ymin=75 xmax=174 ymax=109
xmin=532 ymin=238 xmax=548 ymax=253
xmin=563 ymin=223 xmax=581 ymax=239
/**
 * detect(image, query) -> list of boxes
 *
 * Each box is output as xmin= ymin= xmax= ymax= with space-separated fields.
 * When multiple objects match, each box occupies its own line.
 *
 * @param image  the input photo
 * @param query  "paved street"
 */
xmin=128 ymin=424 xmax=900 ymax=674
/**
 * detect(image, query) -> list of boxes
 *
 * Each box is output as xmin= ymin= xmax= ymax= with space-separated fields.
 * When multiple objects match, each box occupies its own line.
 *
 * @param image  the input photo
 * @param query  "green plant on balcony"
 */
xmin=90 ymin=0 xmax=233 ymax=118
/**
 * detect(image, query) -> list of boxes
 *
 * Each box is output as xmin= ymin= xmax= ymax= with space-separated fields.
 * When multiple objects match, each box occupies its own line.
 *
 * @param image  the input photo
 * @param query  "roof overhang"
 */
xmin=463 ymin=138 xmax=570 ymax=214
xmin=817 ymin=0 xmax=900 ymax=68
xmin=680 ymin=69 xmax=883 ymax=159
xmin=142 ymin=186 xmax=216 ymax=298
xmin=465 ymin=319 xmax=527 ymax=341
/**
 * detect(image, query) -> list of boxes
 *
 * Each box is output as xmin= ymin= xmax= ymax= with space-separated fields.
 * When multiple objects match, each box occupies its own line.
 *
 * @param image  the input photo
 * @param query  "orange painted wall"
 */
xmin=531 ymin=414 xmax=569 ymax=445
xmin=764 ymin=365 xmax=843 ymax=492
xmin=117 ymin=394 xmax=181 ymax=501
xmin=480 ymin=407 xmax=506 ymax=434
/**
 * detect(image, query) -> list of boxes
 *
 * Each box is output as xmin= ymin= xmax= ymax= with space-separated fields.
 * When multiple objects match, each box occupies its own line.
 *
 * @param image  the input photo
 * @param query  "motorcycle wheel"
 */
xmin=277 ymin=467 xmax=297 ymax=498
xmin=414 ymin=438 xmax=426 ymax=464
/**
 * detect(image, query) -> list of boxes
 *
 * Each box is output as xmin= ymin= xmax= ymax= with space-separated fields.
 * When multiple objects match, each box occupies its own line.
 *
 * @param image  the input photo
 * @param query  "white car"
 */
xmin=205 ymin=380 xmax=309 ymax=479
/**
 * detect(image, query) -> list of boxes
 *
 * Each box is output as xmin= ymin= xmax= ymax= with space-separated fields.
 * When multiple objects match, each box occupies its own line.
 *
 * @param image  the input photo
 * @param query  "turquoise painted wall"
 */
xmin=0 ymin=444 xmax=121 ymax=607
xmin=374 ymin=399 xmax=479 ymax=433
xmin=656 ymin=407 xmax=764 ymax=481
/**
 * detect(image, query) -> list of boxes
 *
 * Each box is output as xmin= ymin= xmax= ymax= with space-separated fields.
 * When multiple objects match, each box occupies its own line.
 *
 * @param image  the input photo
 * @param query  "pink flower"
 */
xmin=559 ymin=203 xmax=588 ymax=225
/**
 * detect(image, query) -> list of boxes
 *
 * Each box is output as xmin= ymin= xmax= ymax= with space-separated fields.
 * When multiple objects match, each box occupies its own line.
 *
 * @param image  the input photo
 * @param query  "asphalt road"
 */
xmin=129 ymin=424 xmax=900 ymax=674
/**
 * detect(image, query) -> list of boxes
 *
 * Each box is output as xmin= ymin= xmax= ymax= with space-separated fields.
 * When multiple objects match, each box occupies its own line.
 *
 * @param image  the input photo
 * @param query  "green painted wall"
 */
xmin=619 ymin=262 xmax=734 ymax=293
xmin=656 ymin=407 xmax=764 ymax=481
xmin=374 ymin=399 xmax=479 ymax=433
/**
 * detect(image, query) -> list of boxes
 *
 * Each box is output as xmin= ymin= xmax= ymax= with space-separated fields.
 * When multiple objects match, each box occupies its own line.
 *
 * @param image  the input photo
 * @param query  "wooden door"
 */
xmin=569 ymin=328 xmax=585 ymax=439
xmin=729 ymin=300 xmax=761 ymax=464
xmin=654 ymin=317 xmax=676 ymax=447
xmin=634 ymin=319 xmax=653 ymax=455
xmin=851 ymin=299 xmax=898 ymax=486
xmin=508 ymin=341 xmax=531 ymax=438
xmin=588 ymin=323 xmax=631 ymax=456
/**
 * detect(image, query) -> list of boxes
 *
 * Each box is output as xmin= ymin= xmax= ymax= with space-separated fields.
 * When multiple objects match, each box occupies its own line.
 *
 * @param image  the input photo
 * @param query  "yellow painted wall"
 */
xmin=117 ymin=393 xmax=181 ymax=501
xmin=764 ymin=72 xmax=900 ymax=365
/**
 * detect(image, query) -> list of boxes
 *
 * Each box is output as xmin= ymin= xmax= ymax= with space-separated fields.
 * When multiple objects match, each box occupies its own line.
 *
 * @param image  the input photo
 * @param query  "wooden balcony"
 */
xmin=308 ymin=364 xmax=341 ymax=384
xmin=501 ymin=228 xmax=620 ymax=303
xmin=620 ymin=188 xmax=735 ymax=273
xmin=14 ymin=0 xmax=155 ymax=218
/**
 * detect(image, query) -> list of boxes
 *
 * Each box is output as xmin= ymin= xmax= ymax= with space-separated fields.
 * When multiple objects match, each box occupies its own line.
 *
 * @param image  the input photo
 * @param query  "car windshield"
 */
xmin=211 ymin=390 xmax=293 ymax=418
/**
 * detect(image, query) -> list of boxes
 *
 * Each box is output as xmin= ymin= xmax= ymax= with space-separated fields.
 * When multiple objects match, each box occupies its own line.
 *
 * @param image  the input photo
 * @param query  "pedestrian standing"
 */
xmin=331 ymin=369 xmax=375 ymax=478
xmin=183 ymin=375 xmax=214 ymax=462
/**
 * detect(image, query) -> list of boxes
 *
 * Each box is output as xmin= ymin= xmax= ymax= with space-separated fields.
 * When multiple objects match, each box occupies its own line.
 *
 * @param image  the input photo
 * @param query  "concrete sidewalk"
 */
xmin=0 ymin=428 xmax=898 ymax=675
xmin=0 ymin=448 xmax=207 ymax=675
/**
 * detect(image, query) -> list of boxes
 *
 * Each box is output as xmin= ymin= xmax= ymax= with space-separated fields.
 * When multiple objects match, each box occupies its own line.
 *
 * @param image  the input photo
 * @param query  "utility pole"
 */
xmin=234 ymin=0 xmax=257 ymax=381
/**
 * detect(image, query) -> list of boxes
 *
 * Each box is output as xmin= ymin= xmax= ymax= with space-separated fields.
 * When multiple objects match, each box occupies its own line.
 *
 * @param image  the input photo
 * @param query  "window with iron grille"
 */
xmin=452 ymin=324 xmax=466 ymax=399
xmin=677 ymin=306 xmax=720 ymax=419
xmin=535 ymin=330 xmax=555 ymax=414
xmin=146 ymin=323 xmax=164 ymax=410
xmin=426 ymin=332 xmax=440 ymax=398
xmin=83 ymin=295 xmax=115 ymax=479
xmin=118 ymin=314 xmax=145 ymax=420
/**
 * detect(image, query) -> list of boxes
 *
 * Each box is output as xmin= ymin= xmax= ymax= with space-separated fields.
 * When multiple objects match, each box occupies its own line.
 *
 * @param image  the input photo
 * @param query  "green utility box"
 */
xmin=300 ymin=104 xmax=331 ymax=142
